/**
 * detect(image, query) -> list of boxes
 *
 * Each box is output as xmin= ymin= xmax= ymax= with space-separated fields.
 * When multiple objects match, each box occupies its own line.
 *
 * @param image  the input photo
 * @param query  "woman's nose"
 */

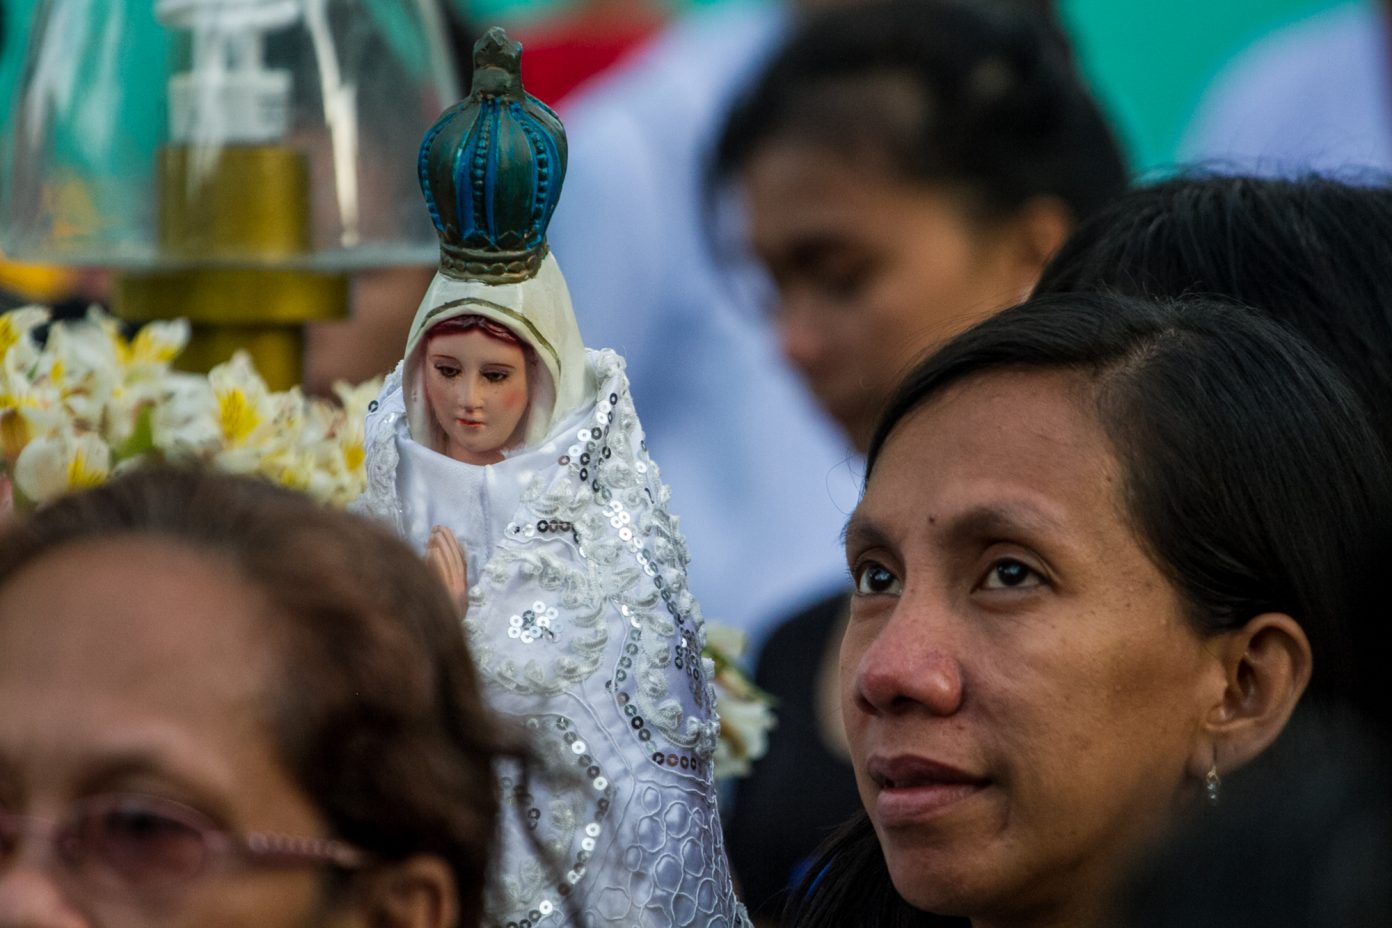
xmin=0 ymin=862 xmax=88 ymax=928
xmin=776 ymin=301 xmax=824 ymax=372
xmin=848 ymin=601 xmax=965 ymax=718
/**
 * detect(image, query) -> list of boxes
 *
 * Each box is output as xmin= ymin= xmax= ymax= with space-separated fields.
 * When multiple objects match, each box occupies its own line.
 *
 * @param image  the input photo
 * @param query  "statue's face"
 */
xmin=424 ymin=329 xmax=530 ymax=464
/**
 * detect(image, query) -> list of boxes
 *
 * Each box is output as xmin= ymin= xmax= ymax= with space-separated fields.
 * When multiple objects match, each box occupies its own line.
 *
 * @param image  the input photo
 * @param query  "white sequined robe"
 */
xmin=356 ymin=257 xmax=750 ymax=928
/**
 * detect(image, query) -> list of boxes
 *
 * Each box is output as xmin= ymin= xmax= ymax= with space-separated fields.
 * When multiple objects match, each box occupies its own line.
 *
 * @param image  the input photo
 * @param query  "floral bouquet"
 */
xmin=0 ymin=306 xmax=375 ymax=511
xmin=0 ymin=306 xmax=775 ymax=778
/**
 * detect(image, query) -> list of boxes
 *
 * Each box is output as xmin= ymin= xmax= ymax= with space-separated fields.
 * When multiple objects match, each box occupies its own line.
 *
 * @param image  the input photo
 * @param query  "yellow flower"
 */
xmin=329 ymin=376 xmax=380 ymax=489
xmin=221 ymin=389 xmax=258 ymax=443
xmin=0 ymin=403 xmax=60 ymax=464
xmin=0 ymin=407 xmax=32 ymax=463
xmin=343 ymin=439 xmax=365 ymax=473
xmin=0 ymin=354 xmax=62 ymax=466
xmin=124 ymin=318 xmax=190 ymax=369
xmin=209 ymin=352 xmax=273 ymax=448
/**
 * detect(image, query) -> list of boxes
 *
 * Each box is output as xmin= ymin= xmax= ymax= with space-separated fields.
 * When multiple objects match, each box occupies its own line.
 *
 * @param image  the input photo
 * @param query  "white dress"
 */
xmin=356 ymin=258 xmax=750 ymax=927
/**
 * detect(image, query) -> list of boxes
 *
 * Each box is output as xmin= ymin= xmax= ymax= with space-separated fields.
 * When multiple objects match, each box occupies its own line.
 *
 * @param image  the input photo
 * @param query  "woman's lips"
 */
xmin=458 ymin=419 xmax=484 ymax=428
xmin=867 ymin=754 xmax=989 ymax=826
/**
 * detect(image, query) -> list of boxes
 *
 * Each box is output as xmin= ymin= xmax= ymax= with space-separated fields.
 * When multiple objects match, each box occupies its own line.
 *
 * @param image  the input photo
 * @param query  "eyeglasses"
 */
xmin=0 ymin=793 xmax=368 ymax=896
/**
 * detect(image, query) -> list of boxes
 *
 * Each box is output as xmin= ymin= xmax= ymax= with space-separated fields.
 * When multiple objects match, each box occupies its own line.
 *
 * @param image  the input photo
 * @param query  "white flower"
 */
xmin=0 ymin=306 xmax=49 ymax=367
xmin=704 ymin=621 xmax=778 ymax=780
xmin=332 ymin=377 xmax=382 ymax=421
xmin=713 ymin=689 xmax=778 ymax=780
xmin=150 ymin=373 xmax=222 ymax=459
xmin=0 ymin=314 xmax=63 ymax=469
xmin=13 ymin=429 xmax=111 ymax=505
xmin=36 ymin=316 xmax=122 ymax=431
xmin=704 ymin=622 xmax=748 ymax=659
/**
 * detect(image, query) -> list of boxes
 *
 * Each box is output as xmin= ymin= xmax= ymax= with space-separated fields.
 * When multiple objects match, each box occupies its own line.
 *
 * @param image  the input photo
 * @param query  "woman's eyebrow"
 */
xmin=844 ymin=501 xmax=1068 ymax=555
xmin=940 ymin=504 xmax=1066 ymax=547
xmin=842 ymin=514 xmax=882 ymax=549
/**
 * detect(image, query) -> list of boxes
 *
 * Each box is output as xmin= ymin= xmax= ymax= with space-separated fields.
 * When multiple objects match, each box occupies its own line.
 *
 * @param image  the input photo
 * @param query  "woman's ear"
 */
xmin=353 ymin=855 xmax=459 ymax=928
xmin=1190 ymin=613 xmax=1313 ymax=779
xmin=998 ymin=195 xmax=1074 ymax=303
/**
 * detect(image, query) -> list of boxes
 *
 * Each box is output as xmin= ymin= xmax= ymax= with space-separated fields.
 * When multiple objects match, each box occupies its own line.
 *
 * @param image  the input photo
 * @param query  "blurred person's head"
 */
xmin=714 ymin=0 xmax=1127 ymax=450
xmin=791 ymin=293 xmax=1390 ymax=927
xmin=1034 ymin=172 xmax=1392 ymax=732
xmin=0 ymin=468 xmax=508 ymax=928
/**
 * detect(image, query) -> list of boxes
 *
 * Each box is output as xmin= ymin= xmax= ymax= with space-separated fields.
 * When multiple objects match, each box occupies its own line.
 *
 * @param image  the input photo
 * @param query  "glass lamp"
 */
xmin=1 ymin=0 xmax=460 ymax=388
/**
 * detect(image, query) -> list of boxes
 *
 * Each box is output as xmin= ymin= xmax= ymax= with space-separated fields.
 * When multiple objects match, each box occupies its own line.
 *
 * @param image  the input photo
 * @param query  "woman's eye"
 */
xmin=854 ymin=561 xmax=902 ymax=596
xmin=979 ymin=558 xmax=1043 ymax=591
xmin=90 ymin=802 xmax=207 ymax=883
xmin=433 ymin=364 xmax=460 ymax=379
xmin=811 ymin=258 xmax=874 ymax=303
xmin=483 ymin=370 xmax=509 ymax=384
xmin=101 ymin=807 xmax=192 ymax=842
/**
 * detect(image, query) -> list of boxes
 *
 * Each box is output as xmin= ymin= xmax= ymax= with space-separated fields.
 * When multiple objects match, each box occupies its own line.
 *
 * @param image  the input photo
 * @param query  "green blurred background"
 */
xmin=0 ymin=0 xmax=1360 ymax=173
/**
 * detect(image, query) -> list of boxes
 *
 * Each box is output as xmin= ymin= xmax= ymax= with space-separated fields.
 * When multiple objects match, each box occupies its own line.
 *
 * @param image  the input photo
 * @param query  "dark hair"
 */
xmin=0 ymin=468 xmax=510 ymax=923
xmin=712 ymin=0 xmax=1128 ymax=223
xmin=1034 ymin=173 xmax=1392 ymax=736
xmin=789 ymin=293 xmax=1392 ymax=926
xmin=1034 ymin=174 xmax=1392 ymax=455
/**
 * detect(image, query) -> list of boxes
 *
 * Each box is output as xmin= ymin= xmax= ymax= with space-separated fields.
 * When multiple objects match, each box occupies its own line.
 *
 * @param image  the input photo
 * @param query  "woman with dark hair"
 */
xmin=1032 ymin=172 xmax=1392 ymax=732
xmin=713 ymin=0 xmax=1126 ymax=452
xmin=791 ymin=293 xmax=1392 ymax=927
xmin=0 ymin=468 xmax=510 ymax=927
xmin=713 ymin=2 xmax=1127 ymax=913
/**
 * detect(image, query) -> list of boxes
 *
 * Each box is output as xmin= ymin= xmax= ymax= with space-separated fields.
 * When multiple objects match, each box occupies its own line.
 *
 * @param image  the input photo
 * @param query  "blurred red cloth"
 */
xmin=515 ymin=8 xmax=665 ymax=106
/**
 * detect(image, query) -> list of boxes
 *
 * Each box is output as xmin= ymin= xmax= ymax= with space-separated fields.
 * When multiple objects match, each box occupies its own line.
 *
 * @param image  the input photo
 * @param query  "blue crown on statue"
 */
xmin=418 ymin=27 xmax=568 ymax=283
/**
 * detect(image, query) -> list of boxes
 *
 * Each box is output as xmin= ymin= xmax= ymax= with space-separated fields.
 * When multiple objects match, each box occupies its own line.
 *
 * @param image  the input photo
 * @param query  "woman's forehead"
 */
xmin=0 ymin=536 xmax=277 ymax=689
xmin=0 ymin=537 xmax=286 ymax=792
xmin=858 ymin=370 xmax=1123 ymax=539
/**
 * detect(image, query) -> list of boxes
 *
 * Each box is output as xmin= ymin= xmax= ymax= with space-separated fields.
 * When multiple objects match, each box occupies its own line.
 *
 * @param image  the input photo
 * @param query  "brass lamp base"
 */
xmin=115 ymin=267 xmax=348 ymax=391
xmin=114 ymin=144 xmax=349 ymax=391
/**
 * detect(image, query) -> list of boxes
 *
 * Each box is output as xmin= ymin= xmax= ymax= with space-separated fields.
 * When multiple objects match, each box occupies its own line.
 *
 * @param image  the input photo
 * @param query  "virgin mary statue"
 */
xmin=355 ymin=27 xmax=750 ymax=928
